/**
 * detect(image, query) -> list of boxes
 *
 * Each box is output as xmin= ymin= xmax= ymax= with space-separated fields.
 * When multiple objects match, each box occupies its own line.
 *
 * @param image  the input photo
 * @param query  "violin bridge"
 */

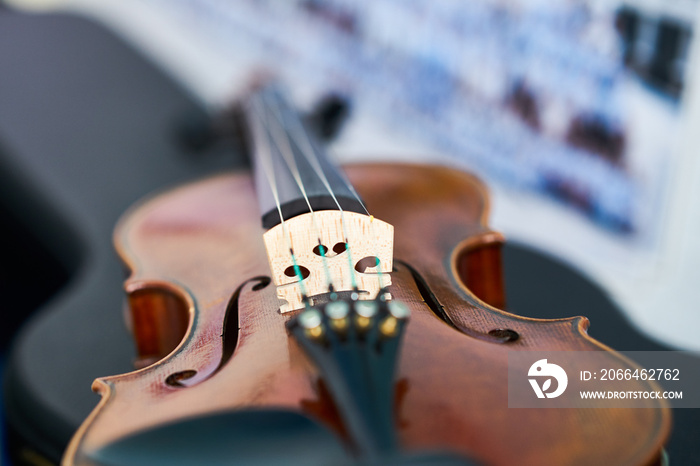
xmin=263 ymin=210 xmax=394 ymax=313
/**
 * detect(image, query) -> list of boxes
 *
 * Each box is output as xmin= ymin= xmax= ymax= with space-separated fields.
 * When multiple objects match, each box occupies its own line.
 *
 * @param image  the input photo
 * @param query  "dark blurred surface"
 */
xmin=0 ymin=8 xmax=235 ymax=464
xmin=0 ymin=7 xmax=697 ymax=466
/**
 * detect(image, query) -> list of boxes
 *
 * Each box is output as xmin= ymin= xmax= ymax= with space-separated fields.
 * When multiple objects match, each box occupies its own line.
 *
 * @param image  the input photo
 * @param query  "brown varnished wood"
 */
xmin=127 ymin=287 xmax=190 ymax=369
xmin=456 ymin=236 xmax=506 ymax=311
xmin=63 ymin=163 xmax=670 ymax=466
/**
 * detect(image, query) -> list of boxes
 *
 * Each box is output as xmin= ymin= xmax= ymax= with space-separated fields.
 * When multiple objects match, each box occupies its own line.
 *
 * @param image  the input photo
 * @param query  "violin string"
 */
xmin=278 ymin=96 xmax=359 ymax=293
xmin=251 ymin=96 xmax=309 ymax=302
xmin=320 ymin=137 xmax=390 ymax=295
xmin=281 ymin=97 xmax=387 ymax=297
xmin=262 ymin=91 xmax=336 ymax=295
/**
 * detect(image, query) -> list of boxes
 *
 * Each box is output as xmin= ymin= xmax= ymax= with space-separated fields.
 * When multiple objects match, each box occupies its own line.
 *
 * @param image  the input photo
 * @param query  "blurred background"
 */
xmin=1 ymin=0 xmax=699 ymax=464
xmin=12 ymin=0 xmax=696 ymax=348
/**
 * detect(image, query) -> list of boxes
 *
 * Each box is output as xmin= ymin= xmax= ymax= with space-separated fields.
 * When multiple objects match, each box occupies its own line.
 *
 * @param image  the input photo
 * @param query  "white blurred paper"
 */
xmin=10 ymin=0 xmax=700 ymax=349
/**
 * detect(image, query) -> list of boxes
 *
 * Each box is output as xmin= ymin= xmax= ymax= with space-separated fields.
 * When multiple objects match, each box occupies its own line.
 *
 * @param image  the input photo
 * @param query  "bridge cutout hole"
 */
xmin=284 ymin=265 xmax=310 ymax=280
xmin=332 ymin=242 xmax=348 ymax=254
xmin=355 ymin=256 xmax=380 ymax=273
xmin=312 ymin=242 xmax=348 ymax=257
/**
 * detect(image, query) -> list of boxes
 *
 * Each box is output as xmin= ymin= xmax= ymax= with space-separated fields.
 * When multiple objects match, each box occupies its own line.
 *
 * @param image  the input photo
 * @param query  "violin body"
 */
xmin=64 ymin=163 xmax=669 ymax=465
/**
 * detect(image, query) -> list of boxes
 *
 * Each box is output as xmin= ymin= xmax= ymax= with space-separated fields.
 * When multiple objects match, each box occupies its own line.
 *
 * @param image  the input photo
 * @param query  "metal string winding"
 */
xmin=251 ymin=97 xmax=310 ymax=302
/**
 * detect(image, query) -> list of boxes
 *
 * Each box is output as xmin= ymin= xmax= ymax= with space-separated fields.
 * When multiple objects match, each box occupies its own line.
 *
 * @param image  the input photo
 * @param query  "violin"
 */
xmin=62 ymin=85 xmax=669 ymax=465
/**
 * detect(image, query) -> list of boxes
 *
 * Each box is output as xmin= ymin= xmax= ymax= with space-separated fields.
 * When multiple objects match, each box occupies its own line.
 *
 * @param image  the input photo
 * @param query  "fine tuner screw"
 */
xmin=292 ymin=297 xmax=410 ymax=342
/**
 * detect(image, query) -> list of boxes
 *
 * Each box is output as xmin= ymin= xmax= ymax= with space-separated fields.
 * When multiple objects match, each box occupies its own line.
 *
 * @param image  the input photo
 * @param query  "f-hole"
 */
xmin=214 ymin=276 xmax=271 ymax=373
xmin=163 ymin=276 xmax=271 ymax=388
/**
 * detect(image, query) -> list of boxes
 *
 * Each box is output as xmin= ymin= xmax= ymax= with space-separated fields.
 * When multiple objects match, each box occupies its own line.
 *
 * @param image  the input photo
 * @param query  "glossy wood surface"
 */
xmin=64 ymin=163 xmax=670 ymax=466
xmin=456 ymin=239 xmax=506 ymax=311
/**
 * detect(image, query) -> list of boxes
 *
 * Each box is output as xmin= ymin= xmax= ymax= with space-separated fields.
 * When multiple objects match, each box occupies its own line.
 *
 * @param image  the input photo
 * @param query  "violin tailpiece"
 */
xmin=287 ymin=298 xmax=410 ymax=457
xmin=263 ymin=210 xmax=394 ymax=313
